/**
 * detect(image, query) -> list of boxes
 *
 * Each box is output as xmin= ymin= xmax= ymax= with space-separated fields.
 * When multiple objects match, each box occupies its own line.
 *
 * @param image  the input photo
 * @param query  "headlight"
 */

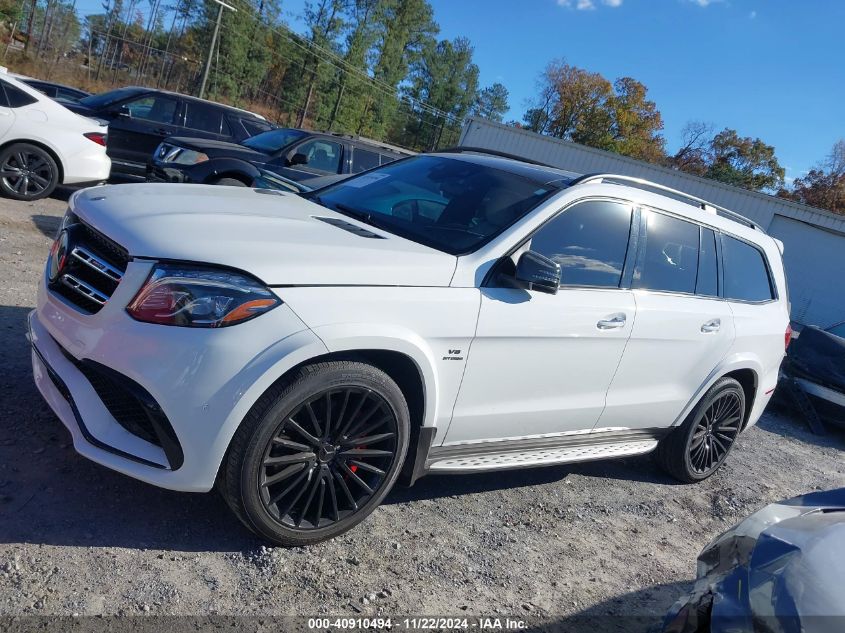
xmin=126 ymin=264 xmax=280 ymax=327
xmin=157 ymin=144 xmax=208 ymax=165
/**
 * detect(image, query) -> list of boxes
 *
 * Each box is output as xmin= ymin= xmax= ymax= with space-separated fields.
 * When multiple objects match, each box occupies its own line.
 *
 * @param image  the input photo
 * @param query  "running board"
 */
xmin=425 ymin=429 xmax=666 ymax=474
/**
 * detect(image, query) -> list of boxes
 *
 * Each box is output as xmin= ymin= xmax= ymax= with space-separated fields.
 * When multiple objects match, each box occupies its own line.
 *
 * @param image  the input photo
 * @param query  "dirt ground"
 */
xmin=0 ymin=188 xmax=843 ymax=631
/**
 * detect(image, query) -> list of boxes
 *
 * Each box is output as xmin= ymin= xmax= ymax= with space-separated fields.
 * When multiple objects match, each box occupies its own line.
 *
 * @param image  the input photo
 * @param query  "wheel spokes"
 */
xmin=259 ymin=386 xmax=398 ymax=530
xmin=689 ymin=391 xmax=742 ymax=473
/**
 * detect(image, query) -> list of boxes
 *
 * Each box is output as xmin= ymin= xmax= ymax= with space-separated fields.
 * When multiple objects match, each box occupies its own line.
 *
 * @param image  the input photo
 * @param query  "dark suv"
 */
xmin=66 ymin=87 xmax=274 ymax=178
xmin=146 ymin=127 xmax=413 ymax=188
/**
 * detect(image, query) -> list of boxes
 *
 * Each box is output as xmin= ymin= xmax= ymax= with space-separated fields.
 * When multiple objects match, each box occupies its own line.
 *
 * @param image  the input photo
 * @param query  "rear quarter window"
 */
xmin=722 ymin=235 xmax=774 ymax=302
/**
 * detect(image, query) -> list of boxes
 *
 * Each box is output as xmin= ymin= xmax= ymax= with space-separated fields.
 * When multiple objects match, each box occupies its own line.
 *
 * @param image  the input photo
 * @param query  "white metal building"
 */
xmin=459 ymin=117 xmax=845 ymax=328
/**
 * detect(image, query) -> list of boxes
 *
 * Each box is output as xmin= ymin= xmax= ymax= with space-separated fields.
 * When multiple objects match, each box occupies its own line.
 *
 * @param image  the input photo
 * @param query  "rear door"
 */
xmin=599 ymin=209 xmax=735 ymax=430
xmin=181 ymin=100 xmax=231 ymax=143
xmin=106 ymin=92 xmax=181 ymax=174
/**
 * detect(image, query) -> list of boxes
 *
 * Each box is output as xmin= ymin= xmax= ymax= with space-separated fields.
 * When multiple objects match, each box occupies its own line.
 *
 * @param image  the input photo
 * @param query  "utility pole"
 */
xmin=199 ymin=0 xmax=235 ymax=100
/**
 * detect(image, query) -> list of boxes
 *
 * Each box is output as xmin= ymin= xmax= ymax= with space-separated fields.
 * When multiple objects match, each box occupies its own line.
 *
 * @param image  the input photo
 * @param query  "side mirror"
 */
xmin=515 ymin=251 xmax=560 ymax=295
xmin=287 ymin=152 xmax=308 ymax=166
xmin=109 ymin=105 xmax=130 ymax=118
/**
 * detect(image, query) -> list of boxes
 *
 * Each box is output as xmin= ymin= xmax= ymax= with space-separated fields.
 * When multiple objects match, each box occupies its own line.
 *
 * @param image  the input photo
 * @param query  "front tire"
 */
xmin=0 ymin=143 xmax=60 ymax=200
xmin=656 ymin=377 xmax=745 ymax=483
xmin=220 ymin=361 xmax=410 ymax=546
xmin=211 ymin=176 xmax=248 ymax=187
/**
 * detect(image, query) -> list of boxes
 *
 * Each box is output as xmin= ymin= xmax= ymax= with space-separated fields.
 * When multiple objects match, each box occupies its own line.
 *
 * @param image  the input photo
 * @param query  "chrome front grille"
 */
xmin=48 ymin=219 xmax=129 ymax=314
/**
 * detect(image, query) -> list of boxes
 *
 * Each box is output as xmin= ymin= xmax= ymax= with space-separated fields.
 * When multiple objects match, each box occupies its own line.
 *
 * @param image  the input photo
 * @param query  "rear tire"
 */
xmin=211 ymin=176 xmax=248 ymax=187
xmin=219 ymin=361 xmax=410 ymax=546
xmin=0 ymin=143 xmax=59 ymax=201
xmin=656 ymin=377 xmax=745 ymax=483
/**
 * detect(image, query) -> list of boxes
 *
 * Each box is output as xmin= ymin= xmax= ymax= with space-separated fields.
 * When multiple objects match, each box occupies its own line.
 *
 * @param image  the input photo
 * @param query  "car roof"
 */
xmin=301 ymin=130 xmax=414 ymax=156
xmin=118 ymin=86 xmax=267 ymax=121
xmin=21 ymin=78 xmax=89 ymax=93
xmin=428 ymin=150 xmax=580 ymax=188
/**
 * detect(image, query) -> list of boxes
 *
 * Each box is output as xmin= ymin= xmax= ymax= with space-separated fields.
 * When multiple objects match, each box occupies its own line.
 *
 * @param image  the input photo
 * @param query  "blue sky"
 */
xmin=77 ymin=0 xmax=844 ymax=180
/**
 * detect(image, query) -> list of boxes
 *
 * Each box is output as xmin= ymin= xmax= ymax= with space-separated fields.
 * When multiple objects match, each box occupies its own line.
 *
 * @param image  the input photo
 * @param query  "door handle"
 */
xmin=597 ymin=314 xmax=626 ymax=330
xmin=701 ymin=318 xmax=721 ymax=333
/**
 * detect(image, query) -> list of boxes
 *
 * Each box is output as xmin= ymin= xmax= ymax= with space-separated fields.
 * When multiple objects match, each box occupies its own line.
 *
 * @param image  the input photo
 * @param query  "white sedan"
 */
xmin=0 ymin=70 xmax=110 ymax=200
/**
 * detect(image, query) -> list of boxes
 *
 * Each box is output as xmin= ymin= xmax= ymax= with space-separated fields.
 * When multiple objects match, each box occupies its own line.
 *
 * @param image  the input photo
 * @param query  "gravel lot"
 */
xmin=1 ymin=189 xmax=844 ymax=631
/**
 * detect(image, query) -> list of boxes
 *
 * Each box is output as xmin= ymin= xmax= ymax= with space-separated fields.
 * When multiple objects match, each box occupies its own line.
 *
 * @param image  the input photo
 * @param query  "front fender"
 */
xmin=311 ymin=323 xmax=441 ymax=430
xmin=195 ymin=157 xmax=262 ymax=184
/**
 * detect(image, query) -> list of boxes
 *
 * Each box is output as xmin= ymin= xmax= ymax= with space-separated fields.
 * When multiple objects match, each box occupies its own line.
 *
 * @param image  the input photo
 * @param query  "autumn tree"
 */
xmin=778 ymin=140 xmax=845 ymax=214
xmin=523 ymin=60 xmax=664 ymax=163
xmin=667 ymin=120 xmax=713 ymax=175
xmin=706 ymin=128 xmax=785 ymax=191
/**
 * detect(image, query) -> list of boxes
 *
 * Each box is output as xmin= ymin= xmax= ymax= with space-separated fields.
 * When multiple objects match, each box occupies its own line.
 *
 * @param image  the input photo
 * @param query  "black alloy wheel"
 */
xmin=220 ymin=361 xmax=410 ymax=546
xmin=656 ymin=376 xmax=746 ymax=482
xmin=259 ymin=386 xmax=399 ymax=529
xmin=687 ymin=390 xmax=742 ymax=475
xmin=0 ymin=144 xmax=59 ymax=201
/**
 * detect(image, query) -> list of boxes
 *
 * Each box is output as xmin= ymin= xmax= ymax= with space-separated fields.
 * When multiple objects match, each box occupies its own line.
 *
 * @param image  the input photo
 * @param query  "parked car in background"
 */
xmin=64 ymin=86 xmax=273 ymax=179
xmin=30 ymin=152 xmax=790 ymax=546
xmin=779 ymin=321 xmax=845 ymax=429
xmin=146 ymin=127 xmax=413 ymax=187
xmin=663 ymin=488 xmax=845 ymax=633
xmin=0 ymin=71 xmax=109 ymax=200
xmin=15 ymin=76 xmax=91 ymax=104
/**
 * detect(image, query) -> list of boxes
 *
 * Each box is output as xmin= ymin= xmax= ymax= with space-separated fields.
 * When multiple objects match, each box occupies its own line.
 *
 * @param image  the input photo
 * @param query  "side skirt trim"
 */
xmin=424 ymin=428 xmax=667 ymax=475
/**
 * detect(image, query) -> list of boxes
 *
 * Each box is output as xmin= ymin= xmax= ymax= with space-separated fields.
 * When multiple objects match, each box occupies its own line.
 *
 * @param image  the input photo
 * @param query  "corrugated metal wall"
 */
xmin=460 ymin=117 xmax=845 ymax=327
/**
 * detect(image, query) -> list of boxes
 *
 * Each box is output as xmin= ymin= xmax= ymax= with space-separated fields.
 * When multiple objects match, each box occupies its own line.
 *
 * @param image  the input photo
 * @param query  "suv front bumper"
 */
xmin=30 ymin=263 xmax=326 ymax=492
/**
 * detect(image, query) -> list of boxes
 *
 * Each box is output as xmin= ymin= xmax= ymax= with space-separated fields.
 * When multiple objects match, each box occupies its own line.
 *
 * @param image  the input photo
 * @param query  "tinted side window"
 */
xmin=380 ymin=154 xmax=399 ymax=165
xmin=242 ymin=119 xmax=273 ymax=137
xmin=722 ymin=236 xmax=774 ymax=302
xmin=634 ymin=211 xmax=699 ymax=294
xmin=351 ymin=148 xmax=380 ymax=173
xmin=295 ymin=139 xmax=342 ymax=174
xmin=529 ymin=200 xmax=633 ymax=288
xmin=184 ymin=102 xmax=225 ymax=134
xmin=123 ymin=95 xmax=178 ymax=124
xmin=696 ymin=227 xmax=718 ymax=297
xmin=1 ymin=81 xmax=37 ymax=108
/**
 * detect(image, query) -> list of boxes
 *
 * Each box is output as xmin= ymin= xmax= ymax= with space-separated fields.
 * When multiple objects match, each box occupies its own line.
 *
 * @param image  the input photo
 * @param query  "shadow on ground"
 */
xmin=527 ymin=580 xmax=688 ymax=632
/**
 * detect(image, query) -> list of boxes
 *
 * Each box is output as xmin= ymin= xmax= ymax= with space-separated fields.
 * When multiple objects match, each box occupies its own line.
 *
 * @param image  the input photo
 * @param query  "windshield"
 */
xmin=79 ymin=87 xmax=146 ymax=110
xmin=242 ymin=128 xmax=308 ymax=154
xmin=310 ymin=155 xmax=559 ymax=255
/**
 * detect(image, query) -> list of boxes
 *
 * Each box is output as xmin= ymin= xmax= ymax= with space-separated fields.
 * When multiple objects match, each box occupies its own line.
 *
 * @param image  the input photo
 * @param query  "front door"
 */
xmin=445 ymin=199 xmax=638 ymax=445
xmin=599 ymin=211 xmax=735 ymax=430
xmin=107 ymin=93 xmax=181 ymax=175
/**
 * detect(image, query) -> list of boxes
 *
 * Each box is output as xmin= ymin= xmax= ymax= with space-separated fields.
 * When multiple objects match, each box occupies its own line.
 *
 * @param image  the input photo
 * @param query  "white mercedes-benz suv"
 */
xmin=29 ymin=150 xmax=790 ymax=545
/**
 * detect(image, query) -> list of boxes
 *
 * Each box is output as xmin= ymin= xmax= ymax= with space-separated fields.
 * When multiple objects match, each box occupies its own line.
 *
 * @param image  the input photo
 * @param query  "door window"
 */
xmin=122 ymin=95 xmax=178 ymax=124
xmin=0 ymin=81 xmax=37 ymax=108
xmin=528 ymin=200 xmax=633 ymax=288
xmin=184 ymin=102 xmax=226 ymax=134
xmin=722 ymin=235 xmax=774 ymax=302
xmin=294 ymin=139 xmax=342 ymax=174
xmin=634 ymin=211 xmax=700 ymax=295
xmin=351 ymin=147 xmax=380 ymax=173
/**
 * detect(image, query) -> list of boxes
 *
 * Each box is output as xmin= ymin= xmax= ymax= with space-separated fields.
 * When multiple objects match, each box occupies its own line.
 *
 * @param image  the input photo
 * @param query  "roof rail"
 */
xmin=438 ymin=146 xmax=557 ymax=168
xmin=570 ymin=173 xmax=762 ymax=231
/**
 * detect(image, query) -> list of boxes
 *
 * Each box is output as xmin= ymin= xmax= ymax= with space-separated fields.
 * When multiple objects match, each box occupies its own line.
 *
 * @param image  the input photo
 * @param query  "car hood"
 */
xmin=69 ymin=184 xmax=457 ymax=287
xmin=166 ymin=136 xmax=269 ymax=161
